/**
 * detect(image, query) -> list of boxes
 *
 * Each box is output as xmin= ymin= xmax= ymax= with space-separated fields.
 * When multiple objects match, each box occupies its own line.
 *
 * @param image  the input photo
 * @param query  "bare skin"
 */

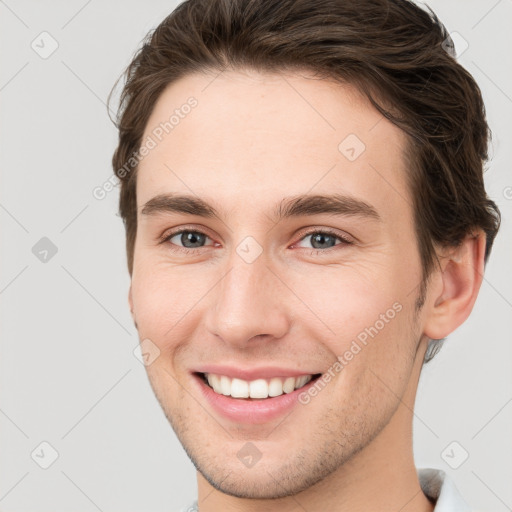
xmin=128 ymin=69 xmax=485 ymax=511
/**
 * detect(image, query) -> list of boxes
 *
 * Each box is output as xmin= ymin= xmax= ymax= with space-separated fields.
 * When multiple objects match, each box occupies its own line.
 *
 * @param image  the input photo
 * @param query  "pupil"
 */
xmin=182 ymin=231 xmax=205 ymax=248
xmin=311 ymin=233 xmax=335 ymax=249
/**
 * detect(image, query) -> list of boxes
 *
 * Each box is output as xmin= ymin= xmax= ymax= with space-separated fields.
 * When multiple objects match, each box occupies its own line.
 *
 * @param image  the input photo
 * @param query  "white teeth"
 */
xmin=268 ymin=377 xmax=284 ymax=397
xmin=283 ymin=377 xmax=296 ymax=394
xmin=295 ymin=375 xmax=312 ymax=389
xmin=204 ymin=373 xmax=315 ymax=399
xmin=231 ymin=378 xmax=249 ymax=398
xmin=220 ymin=375 xmax=231 ymax=395
xmin=249 ymin=379 xmax=268 ymax=399
xmin=206 ymin=373 xmax=219 ymax=390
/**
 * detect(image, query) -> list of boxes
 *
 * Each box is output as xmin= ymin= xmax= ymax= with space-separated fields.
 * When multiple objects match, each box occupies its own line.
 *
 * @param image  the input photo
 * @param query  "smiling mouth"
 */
xmin=197 ymin=372 xmax=322 ymax=400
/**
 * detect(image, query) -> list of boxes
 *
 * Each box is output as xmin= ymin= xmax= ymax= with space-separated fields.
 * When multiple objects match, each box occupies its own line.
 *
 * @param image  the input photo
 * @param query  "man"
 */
xmin=109 ymin=0 xmax=501 ymax=510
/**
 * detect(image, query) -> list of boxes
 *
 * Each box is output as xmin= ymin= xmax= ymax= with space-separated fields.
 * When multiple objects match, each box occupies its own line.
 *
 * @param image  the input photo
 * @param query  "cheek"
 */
xmin=291 ymin=269 xmax=399 ymax=339
xmin=130 ymin=264 xmax=213 ymax=349
xmin=130 ymin=268 xmax=209 ymax=403
xmin=286 ymin=265 xmax=415 ymax=380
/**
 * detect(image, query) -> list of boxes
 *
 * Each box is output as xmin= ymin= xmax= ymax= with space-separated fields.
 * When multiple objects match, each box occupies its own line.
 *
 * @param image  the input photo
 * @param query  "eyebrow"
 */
xmin=140 ymin=193 xmax=381 ymax=223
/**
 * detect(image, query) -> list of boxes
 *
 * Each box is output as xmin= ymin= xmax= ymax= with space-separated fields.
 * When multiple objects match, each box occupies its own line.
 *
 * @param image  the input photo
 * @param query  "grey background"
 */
xmin=0 ymin=1 xmax=511 ymax=511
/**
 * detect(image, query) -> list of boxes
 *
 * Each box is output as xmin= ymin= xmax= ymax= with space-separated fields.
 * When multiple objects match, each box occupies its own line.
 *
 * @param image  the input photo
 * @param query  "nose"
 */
xmin=204 ymin=251 xmax=290 ymax=348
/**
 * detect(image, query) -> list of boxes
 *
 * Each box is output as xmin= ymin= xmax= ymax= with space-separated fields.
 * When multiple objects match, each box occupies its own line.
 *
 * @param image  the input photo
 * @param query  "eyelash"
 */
xmin=159 ymin=227 xmax=353 ymax=255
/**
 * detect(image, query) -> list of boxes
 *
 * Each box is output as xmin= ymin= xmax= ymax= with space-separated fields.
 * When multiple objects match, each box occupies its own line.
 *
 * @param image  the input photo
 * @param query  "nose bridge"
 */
xmin=205 ymin=248 xmax=290 ymax=346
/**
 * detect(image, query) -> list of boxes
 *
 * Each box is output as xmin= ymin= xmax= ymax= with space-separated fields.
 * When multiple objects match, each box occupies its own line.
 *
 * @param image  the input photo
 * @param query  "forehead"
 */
xmin=137 ymin=69 xmax=410 ymax=223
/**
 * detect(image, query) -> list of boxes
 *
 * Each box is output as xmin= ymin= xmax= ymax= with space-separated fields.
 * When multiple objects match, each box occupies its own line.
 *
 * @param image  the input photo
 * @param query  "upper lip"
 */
xmin=193 ymin=364 xmax=321 ymax=381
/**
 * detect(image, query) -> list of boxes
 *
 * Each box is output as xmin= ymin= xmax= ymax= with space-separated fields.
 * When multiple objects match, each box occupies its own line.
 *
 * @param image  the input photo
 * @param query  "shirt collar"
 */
xmin=418 ymin=467 xmax=472 ymax=511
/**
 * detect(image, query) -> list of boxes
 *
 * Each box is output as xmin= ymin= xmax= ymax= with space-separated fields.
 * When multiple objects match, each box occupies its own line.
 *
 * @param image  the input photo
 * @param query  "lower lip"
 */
xmin=192 ymin=373 xmax=319 ymax=424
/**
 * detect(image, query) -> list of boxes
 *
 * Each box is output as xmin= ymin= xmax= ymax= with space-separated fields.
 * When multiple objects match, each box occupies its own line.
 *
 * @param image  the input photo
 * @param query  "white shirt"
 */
xmin=179 ymin=467 xmax=472 ymax=511
xmin=418 ymin=467 xmax=472 ymax=511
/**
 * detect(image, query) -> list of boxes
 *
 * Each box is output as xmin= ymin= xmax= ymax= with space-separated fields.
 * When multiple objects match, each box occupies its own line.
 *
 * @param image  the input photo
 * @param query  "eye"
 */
xmin=159 ymin=227 xmax=353 ymax=255
xmin=293 ymin=229 xmax=353 ymax=251
xmin=161 ymin=229 xmax=216 ymax=253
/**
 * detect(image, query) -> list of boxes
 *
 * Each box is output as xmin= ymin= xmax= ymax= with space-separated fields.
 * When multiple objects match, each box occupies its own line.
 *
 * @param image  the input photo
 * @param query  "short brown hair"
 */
xmin=109 ymin=0 xmax=501 ymax=361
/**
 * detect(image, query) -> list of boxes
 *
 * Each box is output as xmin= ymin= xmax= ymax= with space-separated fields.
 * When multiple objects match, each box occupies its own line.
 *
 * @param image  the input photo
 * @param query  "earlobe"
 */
xmin=423 ymin=231 xmax=486 ymax=340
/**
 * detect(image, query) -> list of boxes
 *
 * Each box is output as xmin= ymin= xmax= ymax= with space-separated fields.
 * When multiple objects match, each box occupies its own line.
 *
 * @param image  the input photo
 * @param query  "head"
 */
xmin=109 ymin=0 xmax=500 ymax=501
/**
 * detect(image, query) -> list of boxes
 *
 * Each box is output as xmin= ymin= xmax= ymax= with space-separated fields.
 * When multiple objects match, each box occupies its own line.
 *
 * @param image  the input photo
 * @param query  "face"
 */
xmin=129 ymin=69 xmax=430 ymax=499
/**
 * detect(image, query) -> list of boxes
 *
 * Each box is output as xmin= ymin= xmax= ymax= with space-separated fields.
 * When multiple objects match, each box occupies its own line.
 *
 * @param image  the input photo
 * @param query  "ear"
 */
xmin=128 ymin=284 xmax=137 ymax=327
xmin=423 ymin=230 xmax=486 ymax=340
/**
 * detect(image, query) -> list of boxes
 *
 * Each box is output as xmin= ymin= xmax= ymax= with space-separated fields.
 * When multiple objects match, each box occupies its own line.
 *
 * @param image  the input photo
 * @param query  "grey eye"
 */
xmin=169 ymin=231 xmax=210 ymax=248
xmin=309 ymin=232 xmax=338 ymax=249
